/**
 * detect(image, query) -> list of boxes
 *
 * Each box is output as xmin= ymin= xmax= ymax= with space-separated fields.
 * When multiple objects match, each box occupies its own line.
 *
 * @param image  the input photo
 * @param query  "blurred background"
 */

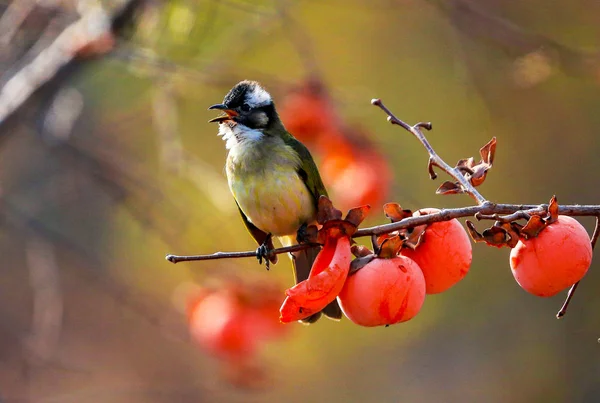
xmin=1 ymin=0 xmax=600 ymax=401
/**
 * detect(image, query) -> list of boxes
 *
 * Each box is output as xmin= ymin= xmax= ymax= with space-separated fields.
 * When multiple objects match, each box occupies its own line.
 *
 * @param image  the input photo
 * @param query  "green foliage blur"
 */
xmin=2 ymin=0 xmax=600 ymax=401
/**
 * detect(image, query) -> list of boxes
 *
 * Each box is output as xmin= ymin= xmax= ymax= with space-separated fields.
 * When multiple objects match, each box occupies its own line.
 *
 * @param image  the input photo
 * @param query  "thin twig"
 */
xmin=166 ymin=204 xmax=600 ymax=263
xmin=556 ymin=215 xmax=600 ymax=319
xmin=166 ymin=243 xmax=321 ymax=264
xmin=371 ymin=98 xmax=488 ymax=205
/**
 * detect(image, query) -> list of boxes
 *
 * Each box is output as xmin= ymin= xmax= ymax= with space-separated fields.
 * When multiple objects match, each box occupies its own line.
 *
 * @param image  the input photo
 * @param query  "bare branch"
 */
xmin=166 ymin=203 xmax=600 ymax=263
xmin=371 ymin=98 xmax=488 ymax=205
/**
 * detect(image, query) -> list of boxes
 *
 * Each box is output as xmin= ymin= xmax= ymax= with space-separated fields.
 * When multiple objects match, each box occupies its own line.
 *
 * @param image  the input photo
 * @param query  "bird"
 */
xmin=208 ymin=80 xmax=342 ymax=323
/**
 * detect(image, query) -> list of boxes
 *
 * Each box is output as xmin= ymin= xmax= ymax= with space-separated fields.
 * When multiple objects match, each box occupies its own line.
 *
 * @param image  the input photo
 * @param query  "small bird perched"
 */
xmin=209 ymin=80 xmax=341 ymax=323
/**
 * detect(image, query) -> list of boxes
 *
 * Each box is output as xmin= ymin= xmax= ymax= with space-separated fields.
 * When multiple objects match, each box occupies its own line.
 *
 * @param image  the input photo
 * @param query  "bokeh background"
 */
xmin=1 ymin=0 xmax=600 ymax=401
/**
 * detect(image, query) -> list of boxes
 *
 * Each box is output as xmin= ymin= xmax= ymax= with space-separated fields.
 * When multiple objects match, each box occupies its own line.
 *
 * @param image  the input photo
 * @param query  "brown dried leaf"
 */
xmin=453 ymin=137 xmax=497 ymax=188
xmin=317 ymin=220 xmax=356 ymax=243
xmin=383 ymin=203 xmax=412 ymax=222
xmin=466 ymin=220 xmax=485 ymax=242
xmin=469 ymin=165 xmax=489 ymax=187
xmin=482 ymin=226 xmax=509 ymax=248
xmin=351 ymin=244 xmax=373 ymax=258
xmin=378 ymin=234 xmax=404 ymax=259
xmin=316 ymin=196 xmax=342 ymax=224
xmin=349 ymin=255 xmax=376 ymax=275
xmin=436 ymin=181 xmax=464 ymax=195
xmin=406 ymin=222 xmax=427 ymax=248
xmin=547 ymin=195 xmax=558 ymax=223
xmin=520 ymin=215 xmax=546 ymax=239
xmin=345 ymin=205 xmax=371 ymax=227
xmin=456 ymin=157 xmax=475 ymax=175
xmin=499 ymin=222 xmax=520 ymax=248
xmin=480 ymin=137 xmax=497 ymax=165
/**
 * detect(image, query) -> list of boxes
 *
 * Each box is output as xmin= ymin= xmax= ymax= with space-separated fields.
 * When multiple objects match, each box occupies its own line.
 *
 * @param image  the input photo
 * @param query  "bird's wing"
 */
xmin=235 ymin=201 xmax=277 ymax=264
xmin=283 ymin=135 xmax=328 ymax=207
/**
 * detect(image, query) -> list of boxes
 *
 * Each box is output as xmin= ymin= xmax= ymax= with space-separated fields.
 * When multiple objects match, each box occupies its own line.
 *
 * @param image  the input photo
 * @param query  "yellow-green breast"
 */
xmin=226 ymin=137 xmax=315 ymax=237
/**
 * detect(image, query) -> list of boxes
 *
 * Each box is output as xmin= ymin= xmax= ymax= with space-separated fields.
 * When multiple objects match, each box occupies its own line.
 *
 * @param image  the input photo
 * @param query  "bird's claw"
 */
xmin=256 ymin=234 xmax=273 ymax=270
xmin=296 ymin=222 xmax=317 ymax=244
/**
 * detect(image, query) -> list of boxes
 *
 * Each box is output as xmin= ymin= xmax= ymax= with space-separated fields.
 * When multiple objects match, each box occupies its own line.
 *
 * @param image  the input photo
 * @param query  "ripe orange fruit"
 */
xmin=337 ymin=255 xmax=426 ymax=327
xmin=278 ymin=81 xmax=337 ymax=143
xmin=401 ymin=208 xmax=472 ymax=294
xmin=188 ymin=283 xmax=288 ymax=359
xmin=510 ymin=215 xmax=592 ymax=297
xmin=189 ymin=290 xmax=255 ymax=359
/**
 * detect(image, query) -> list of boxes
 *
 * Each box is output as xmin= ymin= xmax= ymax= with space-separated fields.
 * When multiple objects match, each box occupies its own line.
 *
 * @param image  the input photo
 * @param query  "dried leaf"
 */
xmin=436 ymin=181 xmax=464 ymax=195
xmin=547 ymin=195 xmax=558 ymax=224
xmin=481 ymin=226 xmax=509 ymax=247
xmin=378 ymin=234 xmax=404 ymax=258
xmin=521 ymin=215 xmax=546 ymax=239
xmin=456 ymin=157 xmax=475 ymax=175
xmin=345 ymin=205 xmax=371 ymax=227
xmin=499 ymin=222 xmax=520 ymax=248
xmin=383 ymin=203 xmax=412 ymax=222
xmin=316 ymin=196 xmax=342 ymax=224
xmin=466 ymin=220 xmax=485 ymax=242
xmin=451 ymin=137 xmax=497 ymax=188
xmin=480 ymin=137 xmax=497 ymax=165
xmin=469 ymin=165 xmax=489 ymax=187
xmin=349 ymin=255 xmax=376 ymax=275
xmin=317 ymin=220 xmax=355 ymax=243
xmin=351 ymin=244 xmax=373 ymax=258
xmin=406 ymin=222 xmax=427 ymax=247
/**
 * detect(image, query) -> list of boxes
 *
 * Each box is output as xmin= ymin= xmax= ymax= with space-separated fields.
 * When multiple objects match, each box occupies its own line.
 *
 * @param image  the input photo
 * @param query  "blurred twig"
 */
xmin=556 ymin=216 xmax=600 ymax=319
xmin=0 ymin=0 xmax=145 ymax=127
xmin=25 ymin=234 xmax=63 ymax=363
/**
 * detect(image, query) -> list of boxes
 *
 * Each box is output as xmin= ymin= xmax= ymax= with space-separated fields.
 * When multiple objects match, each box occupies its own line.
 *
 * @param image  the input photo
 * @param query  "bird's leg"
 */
xmin=296 ymin=223 xmax=310 ymax=244
xmin=256 ymin=233 xmax=273 ymax=270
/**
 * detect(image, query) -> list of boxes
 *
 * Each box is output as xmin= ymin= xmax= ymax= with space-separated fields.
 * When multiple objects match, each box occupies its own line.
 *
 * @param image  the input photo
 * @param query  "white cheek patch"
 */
xmin=218 ymin=122 xmax=264 ymax=150
xmin=245 ymin=85 xmax=272 ymax=108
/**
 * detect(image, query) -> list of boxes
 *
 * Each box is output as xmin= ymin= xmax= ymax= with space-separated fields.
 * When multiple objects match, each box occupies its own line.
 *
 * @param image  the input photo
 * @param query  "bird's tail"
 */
xmin=280 ymin=235 xmax=342 ymax=324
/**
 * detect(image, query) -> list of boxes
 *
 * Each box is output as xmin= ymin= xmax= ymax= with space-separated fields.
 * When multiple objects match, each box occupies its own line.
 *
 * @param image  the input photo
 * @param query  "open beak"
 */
xmin=208 ymin=104 xmax=238 ymax=123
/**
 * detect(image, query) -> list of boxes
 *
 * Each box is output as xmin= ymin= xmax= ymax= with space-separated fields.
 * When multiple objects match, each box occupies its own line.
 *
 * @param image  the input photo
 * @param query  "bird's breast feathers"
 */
xmin=225 ymin=130 xmax=315 ymax=237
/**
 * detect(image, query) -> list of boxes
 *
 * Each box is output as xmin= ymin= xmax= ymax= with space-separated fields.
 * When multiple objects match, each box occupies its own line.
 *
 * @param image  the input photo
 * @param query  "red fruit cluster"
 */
xmin=338 ymin=207 xmax=472 ymax=327
xmin=278 ymin=79 xmax=392 ymax=209
xmin=188 ymin=279 xmax=289 ymax=360
xmin=280 ymin=200 xmax=473 ymax=327
xmin=510 ymin=215 xmax=592 ymax=297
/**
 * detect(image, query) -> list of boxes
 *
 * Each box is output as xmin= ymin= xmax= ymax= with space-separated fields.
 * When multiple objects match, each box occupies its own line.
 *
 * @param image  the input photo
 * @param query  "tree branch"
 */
xmin=371 ymin=98 xmax=488 ymax=205
xmin=166 ymin=203 xmax=600 ymax=263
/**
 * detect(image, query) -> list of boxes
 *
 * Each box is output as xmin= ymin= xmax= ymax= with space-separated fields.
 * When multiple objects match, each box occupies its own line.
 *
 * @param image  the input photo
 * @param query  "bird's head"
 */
xmin=209 ymin=80 xmax=278 ymax=131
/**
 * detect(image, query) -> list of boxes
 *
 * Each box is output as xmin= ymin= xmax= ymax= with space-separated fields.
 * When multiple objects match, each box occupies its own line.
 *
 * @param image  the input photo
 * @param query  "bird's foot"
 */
xmin=256 ymin=234 xmax=273 ymax=270
xmin=296 ymin=223 xmax=318 ymax=244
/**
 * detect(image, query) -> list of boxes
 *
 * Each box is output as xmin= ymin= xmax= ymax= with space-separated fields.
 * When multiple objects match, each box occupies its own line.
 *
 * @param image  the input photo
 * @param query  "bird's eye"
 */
xmin=240 ymin=103 xmax=251 ymax=112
